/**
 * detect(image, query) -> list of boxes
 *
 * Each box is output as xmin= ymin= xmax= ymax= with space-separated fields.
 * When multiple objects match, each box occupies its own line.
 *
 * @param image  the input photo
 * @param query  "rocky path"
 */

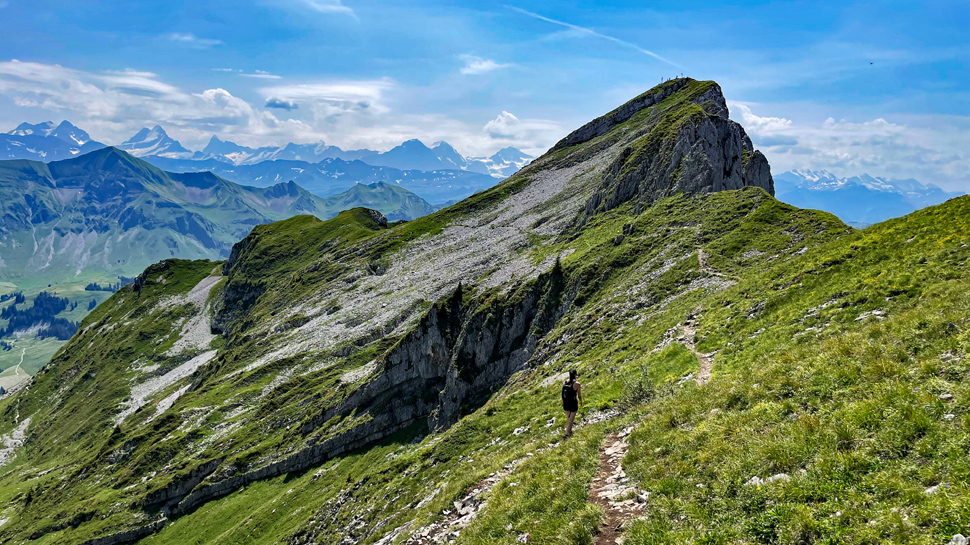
xmin=681 ymin=309 xmax=715 ymax=386
xmin=590 ymin=426 xmax=647 ymax=545
xmin=697 ymin=248 xmax=735 ymax=280
xmin=401 ymin=460 xmax=523 ymax=544
xmin=656 ymin=307 xmax=716 ymax=386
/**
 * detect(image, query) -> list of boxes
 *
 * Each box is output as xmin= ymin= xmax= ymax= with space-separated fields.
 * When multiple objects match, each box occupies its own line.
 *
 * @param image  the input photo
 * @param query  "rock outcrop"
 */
xmin=574 ymin=78 xmax=773 ymax=223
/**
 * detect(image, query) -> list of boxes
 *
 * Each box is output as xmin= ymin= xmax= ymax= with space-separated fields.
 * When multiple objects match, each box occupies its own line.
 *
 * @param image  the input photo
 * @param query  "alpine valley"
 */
xmin=0 ymin=78 xmax=966 ymax=545
xmin=0 ymin=148 xmax=437 ymax=375
xmin=0 ymin=125 xmax=530 ymax=376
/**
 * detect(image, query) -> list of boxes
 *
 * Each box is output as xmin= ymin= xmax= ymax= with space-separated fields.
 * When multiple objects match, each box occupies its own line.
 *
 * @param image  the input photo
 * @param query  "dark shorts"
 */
xmin=563 ymin=400 xmax=578 ymax=413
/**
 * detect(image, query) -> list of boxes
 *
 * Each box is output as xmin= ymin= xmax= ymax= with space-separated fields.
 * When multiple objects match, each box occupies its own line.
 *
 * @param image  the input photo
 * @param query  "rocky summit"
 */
xmin=0 ymin=78 xmax=967 ymax=545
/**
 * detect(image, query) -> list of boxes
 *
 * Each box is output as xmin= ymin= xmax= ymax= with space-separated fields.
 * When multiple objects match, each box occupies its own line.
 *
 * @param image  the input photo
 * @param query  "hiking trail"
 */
xmin=682 ymin=308 xmax=715 ymax=385
xmin=697 ymin=248 xmax=736 ymax=280
xmin=590 ymin=426 xmax=647 ymax=545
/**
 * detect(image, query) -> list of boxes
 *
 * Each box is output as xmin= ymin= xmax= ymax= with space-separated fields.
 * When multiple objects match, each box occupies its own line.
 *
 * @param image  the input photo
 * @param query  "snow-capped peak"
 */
xmin=8 ymin=121 xmax=57 ymax=137
xmin=119 ymin=125 xmax=192 ymax=158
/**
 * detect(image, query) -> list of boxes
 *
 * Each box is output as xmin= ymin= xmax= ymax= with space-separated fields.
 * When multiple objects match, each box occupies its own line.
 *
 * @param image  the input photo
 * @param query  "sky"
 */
xmin=0 ymin=0 xmax=967 ymax=189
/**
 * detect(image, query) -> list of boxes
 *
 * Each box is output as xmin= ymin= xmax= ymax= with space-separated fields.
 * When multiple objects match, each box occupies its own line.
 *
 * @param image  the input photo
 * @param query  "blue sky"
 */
xmin=0 ymin=0 xmax=967 ymax=188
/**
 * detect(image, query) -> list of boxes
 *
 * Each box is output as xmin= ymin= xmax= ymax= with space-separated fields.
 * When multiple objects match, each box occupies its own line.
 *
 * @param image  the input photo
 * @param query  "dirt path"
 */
xmin=590 ymin=426 xmax=647 ymax=545
xmin=697 ymin=248 xmax=735 ymax=280
xmin=14 ymin=348 xmax=25 ymax=375
xmin=681 ymin=309 xmax=714 ymax=385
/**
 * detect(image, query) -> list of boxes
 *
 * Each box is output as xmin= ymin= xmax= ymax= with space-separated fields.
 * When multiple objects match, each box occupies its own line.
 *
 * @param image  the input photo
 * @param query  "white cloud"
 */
xmin=167 ymin=33 xmax=223 ymax=47
xmin=240 ymin=70 xmax=282 ymax=80
xmin=735 ymin=104 xmax=793 ymax=134
xmin=0 ymin=60 xmax=565 ymax=158
xmin=459 ymin=55 xmax=511 ymax=76
xmin=0 ymin=59 xmax=307 ymax=148
xmin=265 ymin=97 xmax=299 ymax=110
xmin=213 ymin=68 xmax=283 ymax=80
xmin=259 ymin=79 xmax=392 ymax=117
xmin=482 ymin=111 xmax=562 ymax=154
xmin=300 ymin=0 xmax=353 ymax=14
xmin=731 ymin=101 xmax=970 ymax=191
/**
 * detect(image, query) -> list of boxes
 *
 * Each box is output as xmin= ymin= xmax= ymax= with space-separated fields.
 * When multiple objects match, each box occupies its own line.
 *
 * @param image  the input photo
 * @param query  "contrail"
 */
xmin=508 ymin=6 xmax=682 ymax=69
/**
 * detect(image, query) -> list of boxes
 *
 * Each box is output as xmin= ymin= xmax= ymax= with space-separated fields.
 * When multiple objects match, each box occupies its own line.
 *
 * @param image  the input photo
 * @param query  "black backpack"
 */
xmin=561 ymin=380 xmax=576 ymax=402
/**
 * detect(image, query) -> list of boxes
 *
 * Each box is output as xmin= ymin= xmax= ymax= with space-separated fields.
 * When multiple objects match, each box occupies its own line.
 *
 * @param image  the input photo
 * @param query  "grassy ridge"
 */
xmin=2 ymin=189 xmax=966 ymax=545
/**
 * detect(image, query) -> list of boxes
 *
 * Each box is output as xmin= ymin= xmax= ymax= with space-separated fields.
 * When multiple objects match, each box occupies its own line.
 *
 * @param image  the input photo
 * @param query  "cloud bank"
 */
xmin=733 ymin=103 xmax=970 ymax=190
xmin=0 ymin=60 xmax=564 ymax=156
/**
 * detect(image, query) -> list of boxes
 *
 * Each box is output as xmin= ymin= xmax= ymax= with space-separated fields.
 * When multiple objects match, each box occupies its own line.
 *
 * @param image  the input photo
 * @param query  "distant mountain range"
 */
xmin=118 ymin=125 xmax=192 ymax=158
xmin=0 ymin=121 xmax=105 ymax=162
xmin=0 ymin=147 xmax=435 ymax=283
xmin=146 ymin=156 xmax=499 ymax=205
xmin=1 ymin=121 xmax=533 ymax=180
xmin=774 ymin=169 xmax=964 ymax=226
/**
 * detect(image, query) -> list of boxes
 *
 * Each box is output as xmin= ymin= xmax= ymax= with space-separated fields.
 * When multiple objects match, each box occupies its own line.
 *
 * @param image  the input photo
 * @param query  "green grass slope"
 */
xmin=131 ymin=192 xmax=968 ymax=545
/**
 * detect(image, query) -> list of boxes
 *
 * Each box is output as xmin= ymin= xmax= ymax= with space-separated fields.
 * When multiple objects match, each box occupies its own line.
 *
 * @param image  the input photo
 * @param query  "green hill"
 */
xmin=0 ymin=79 xmax=965 ymax=545
xmin=0 ymin=151 xmax=436 ymax=375
xmin=321 ymin=181 xmax=438 ymax=221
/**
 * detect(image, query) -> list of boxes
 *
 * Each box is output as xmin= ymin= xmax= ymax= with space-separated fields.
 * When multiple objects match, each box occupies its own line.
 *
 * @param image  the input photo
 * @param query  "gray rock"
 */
xmin=765 ymin=473 xmax=790 ymax=484
xmin=949 ymin=534 xmax=968 ymax=545
xmin=576 ymin=79 xmax=774 ymax=225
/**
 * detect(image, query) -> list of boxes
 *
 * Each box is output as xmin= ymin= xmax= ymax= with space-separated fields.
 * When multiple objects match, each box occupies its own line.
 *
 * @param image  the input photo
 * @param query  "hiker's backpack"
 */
xmin=561 ymin=381 xmax=576 ymax=403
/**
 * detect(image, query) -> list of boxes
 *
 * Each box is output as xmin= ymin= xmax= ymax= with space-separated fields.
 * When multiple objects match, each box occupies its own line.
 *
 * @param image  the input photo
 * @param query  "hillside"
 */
xmin=0 ymin=78 xmax=965 ymax=545
xmin=0 ymin=150 xmax=436 ymax=377
xmin=321 ymin=181 xmax=438 ymax=221
xmin=0 ymin=148 xmax=440 ymax=284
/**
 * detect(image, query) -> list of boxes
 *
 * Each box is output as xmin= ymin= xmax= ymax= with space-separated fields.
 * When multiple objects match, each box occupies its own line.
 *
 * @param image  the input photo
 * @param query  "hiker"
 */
xmin=561 ymin=369 xmax=583 ymax=438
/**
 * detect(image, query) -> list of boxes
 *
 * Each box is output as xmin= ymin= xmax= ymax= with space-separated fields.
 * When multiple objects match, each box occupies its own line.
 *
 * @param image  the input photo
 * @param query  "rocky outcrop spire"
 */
xmin=561 ymin=78 xmax=773 ymax=223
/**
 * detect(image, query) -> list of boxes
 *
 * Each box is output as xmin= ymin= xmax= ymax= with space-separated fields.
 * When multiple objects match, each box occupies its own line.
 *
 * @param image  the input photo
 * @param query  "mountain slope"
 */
xmin=0 ymin=147 xmax=326 ymax=283
xmin=0 ymin=149 xmax=436 ymax=379
xmin=320 ymin=181 xmax=437 ymax=221
xmin=4 ymin=79 xmax=965 ymax=545
xmin=355 ymin=139 xmax=492 ymax=174
xmin=0 ymin=148 xmax=438 ymax=286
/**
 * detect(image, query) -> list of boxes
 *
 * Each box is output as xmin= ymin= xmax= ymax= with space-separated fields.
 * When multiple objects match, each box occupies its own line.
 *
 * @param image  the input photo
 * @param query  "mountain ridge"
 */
xmin=0 ymin=77 xmax=786 ymax=543
xmin=1 ymin=120 xmax=533 ymax=181
xmin=2 ymin=79 xmax=964 ymax=545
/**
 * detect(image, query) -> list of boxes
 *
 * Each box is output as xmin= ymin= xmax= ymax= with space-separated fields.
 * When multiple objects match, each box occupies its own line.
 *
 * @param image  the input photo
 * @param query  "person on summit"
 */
xmin=561 ymin=369 xmax=583 ymax=438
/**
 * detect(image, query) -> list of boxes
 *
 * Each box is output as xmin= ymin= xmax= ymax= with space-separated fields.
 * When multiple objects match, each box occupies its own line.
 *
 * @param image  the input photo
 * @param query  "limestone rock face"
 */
xmin=575 ymin=78 xmax=774 ymax=223
xmin=742 ymin=150 xmax=774 ymax=195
